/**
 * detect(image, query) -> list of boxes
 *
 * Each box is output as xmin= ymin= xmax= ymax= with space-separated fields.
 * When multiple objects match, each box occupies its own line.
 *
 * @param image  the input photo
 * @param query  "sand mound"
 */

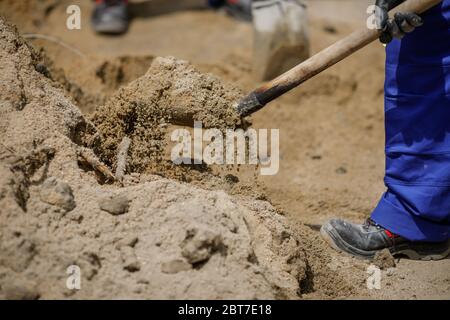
xmin=0 ymin=18 xmax=352 ymax=299
xmin=95 ymin=55 xmax=156 ymax=91
xmin=90 ymin=56 xmax=245 ymax=173
xmin=42 ymin=54 xmax=157 ymax=114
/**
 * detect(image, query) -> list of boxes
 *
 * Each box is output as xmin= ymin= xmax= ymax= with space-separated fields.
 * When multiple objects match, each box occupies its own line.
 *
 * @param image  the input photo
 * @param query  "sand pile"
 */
xmin=0 ymin=18 xmax=352 ymax=299
xmin=94 ymin=55 xmax=156 ymax=91
xmin=42 ymin=54 xmax=157 ymax=114
xmin=90 ymin=56 xmax=245 ymax=173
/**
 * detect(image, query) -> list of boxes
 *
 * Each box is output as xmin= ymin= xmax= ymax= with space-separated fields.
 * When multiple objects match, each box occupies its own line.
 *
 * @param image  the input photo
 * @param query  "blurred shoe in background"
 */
xmin=92 ymin=0 xmax=129 ymax=35
xmin=208 ymin=0 xmax=253 ymax=21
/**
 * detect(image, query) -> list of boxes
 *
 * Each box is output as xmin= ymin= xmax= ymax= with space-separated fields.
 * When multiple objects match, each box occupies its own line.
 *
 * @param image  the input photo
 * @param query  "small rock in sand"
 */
xmin=180 ymin=227 xmax=223 ymax=265
xmin=373 ymin=249 xmax=396 ymax=269
xmin=161 ymin=259 xmax=192 ymax=274
xmin=117 ymin=235 xmax=139 ymax=248
xmin=40 ymin=177 xmax=76 ymax=212
xmin=99 ymin=194 xmax=129 ymax=215
xmin=335 ymin=166 xmax=348 ymax=174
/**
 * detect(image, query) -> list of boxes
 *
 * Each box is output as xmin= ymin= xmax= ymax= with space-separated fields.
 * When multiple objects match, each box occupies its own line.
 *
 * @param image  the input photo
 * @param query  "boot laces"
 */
xmin=362 ymin=218 xmax=381 ymax=231
xmin=364 ymin=218 xmax=400 ymax=249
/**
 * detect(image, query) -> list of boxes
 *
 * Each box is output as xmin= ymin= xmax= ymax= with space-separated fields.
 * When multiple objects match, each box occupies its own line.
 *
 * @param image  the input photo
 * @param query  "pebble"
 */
xmin=161 ymin=259 xmax=192 ymax=274
xmin=335 ymin=166 xmax=348 ymax=174
xmin=99 ymin=194 xmax=129 ymax=215
xmin=118 ymin=235 xmax=139 ymax=248
xmin=180 ymin=227 xmax=223 ymax=264
xmin=373 ymin=249 xmax=396 ymax=269
xmin=39 ymin=177 xmax=76 ymax=212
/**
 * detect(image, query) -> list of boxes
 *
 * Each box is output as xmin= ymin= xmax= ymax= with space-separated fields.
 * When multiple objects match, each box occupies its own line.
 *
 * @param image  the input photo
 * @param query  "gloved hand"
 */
xmin=374 ymin=0 xmax=424 ymax=44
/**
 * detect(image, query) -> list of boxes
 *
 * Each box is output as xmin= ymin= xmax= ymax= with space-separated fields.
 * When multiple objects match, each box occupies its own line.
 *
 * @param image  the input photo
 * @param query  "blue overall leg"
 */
xmin=371 ymin=0 xmax=450 ymax=242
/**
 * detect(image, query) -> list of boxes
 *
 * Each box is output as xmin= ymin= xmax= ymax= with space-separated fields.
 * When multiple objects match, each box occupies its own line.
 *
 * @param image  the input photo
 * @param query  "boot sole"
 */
xmin=320 ymin=224 xmax=450 ymax=261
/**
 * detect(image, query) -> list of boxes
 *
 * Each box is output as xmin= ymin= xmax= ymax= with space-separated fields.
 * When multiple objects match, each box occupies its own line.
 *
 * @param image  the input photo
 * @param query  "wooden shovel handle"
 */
xmin=237 ymin=0 xmax=443 ymax=117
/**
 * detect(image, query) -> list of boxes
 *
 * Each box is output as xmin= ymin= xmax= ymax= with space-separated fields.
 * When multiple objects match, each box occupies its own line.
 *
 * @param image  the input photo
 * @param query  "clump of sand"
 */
xmin=0 ymin=18 xmax=354 ymax=299
xmin=90 ymin=56 xmax=244 ymax=172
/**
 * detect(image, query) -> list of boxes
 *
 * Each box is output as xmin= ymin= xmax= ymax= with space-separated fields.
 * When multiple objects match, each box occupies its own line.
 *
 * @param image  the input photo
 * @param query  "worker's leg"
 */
xmin=371 ymin=183 xmax=450 ymax=242
xmin=371 ymin=0 xmax=450 ymax=242
xmin=321 ymin=1 xmax=450 ymax=259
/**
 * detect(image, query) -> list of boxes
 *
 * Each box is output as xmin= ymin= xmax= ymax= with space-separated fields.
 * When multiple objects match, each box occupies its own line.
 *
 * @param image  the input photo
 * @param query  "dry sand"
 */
xmin=90 ymin=56 xmax=243 ymax=172
xmin=0 ymin=0 xmax=449 ymax=300
xmin=0 ymin=16 xmax=353 ymax=300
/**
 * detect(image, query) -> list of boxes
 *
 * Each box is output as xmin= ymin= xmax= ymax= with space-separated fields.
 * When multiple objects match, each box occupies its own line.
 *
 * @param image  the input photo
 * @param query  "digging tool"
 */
xmin=236 ymin=0 xmax=443 ymax=117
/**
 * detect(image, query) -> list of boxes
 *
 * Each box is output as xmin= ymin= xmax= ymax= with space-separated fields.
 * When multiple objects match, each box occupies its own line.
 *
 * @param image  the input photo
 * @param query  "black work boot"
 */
xmin=321 ymin=218 xmax=450 ymax=261
xmin=91 ymin=0 xmax=129 ymax=35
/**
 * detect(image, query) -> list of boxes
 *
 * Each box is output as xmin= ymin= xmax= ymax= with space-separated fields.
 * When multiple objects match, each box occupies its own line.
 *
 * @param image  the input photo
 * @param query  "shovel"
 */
xmin=236 ymin=0 xmax=443 ymax=117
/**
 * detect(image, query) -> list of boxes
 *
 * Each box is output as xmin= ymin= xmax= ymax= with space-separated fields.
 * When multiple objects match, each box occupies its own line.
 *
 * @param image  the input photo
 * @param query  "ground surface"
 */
xmin=0 ymin=0 xmax=449 ymax=299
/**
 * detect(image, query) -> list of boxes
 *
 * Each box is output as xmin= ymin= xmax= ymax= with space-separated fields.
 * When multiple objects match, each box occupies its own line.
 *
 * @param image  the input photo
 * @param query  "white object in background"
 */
xmin=252 ymin=0 xmax=310 ymax=81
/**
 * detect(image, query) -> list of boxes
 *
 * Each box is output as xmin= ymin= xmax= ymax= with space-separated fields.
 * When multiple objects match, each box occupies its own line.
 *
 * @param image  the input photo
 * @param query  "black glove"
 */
xmin=374 ymin=0 xmax=424 ymax=44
